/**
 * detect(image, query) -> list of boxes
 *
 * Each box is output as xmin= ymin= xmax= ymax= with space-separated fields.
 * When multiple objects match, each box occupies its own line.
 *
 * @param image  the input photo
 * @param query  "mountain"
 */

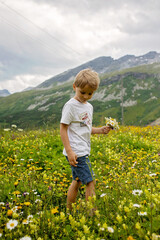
xmin=0 ymin=89 xmax=10 ymax=97
xmin=35 ymin=51 xmax=160 ymax=89
xmin=0 ymin=51 xmax=160 ymax=129
xmin=22 ymin=87 xmax=34 ymax=92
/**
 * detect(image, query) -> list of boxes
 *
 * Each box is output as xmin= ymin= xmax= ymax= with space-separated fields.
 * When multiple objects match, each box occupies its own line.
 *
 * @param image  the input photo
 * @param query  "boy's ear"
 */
xmin=73 ymin=83 xmax=76 ymax=91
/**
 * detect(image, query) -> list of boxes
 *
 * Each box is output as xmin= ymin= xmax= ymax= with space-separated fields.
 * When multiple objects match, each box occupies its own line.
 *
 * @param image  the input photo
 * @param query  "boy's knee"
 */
xmin=87 ymin=180 xmax=95 ymax=187
xmin=90 ymin=179 xmax=96 ymax=185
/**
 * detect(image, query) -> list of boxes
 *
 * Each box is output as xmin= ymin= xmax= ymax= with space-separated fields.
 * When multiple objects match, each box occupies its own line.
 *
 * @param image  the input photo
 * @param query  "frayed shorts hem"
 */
xmin=79 ymin=177 xmax=94 ymax=185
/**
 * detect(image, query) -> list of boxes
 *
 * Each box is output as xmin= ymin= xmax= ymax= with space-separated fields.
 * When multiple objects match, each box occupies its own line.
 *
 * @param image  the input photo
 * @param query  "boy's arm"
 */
xmin=91 ymin=126 xmax=111 ymax=134
xmin=60 ymin=123 xmax=78 ymax=167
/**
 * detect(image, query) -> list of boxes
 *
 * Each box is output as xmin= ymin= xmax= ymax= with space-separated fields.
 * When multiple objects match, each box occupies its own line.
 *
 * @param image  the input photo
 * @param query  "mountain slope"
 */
xmin=0 ymin=61 xmax=160 ymax=129
xmin=36 ymin=51 xmax=160 ymax=89
xmin=0 ymin=89 xmax=10 ymax=97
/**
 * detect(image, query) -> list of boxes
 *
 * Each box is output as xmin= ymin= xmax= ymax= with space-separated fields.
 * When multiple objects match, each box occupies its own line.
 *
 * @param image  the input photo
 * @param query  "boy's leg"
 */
xmin=85 ymin=180 xmax=96 ymax=201
xmin=86 ymin=180 xmax=96 ymax=215
xmin=67 ymin=180 xmax=81 ymax=210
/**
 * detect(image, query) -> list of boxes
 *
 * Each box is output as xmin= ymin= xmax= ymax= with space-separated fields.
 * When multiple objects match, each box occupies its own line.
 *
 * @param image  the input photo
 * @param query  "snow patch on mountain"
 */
xmin=133 ymin=83 xmax=149 ymax=92
xmin=121 ymin=99 xmax=137 ymax=107
xmin=145 ymin=96 xmax=157 ymax=103
xmin=90 ymin=89 xmax=106 ymax=101
xmin=38 ymin=102 xmax=56 ymax=111
xmin=27 ymin=99 xmax=48 ymax=110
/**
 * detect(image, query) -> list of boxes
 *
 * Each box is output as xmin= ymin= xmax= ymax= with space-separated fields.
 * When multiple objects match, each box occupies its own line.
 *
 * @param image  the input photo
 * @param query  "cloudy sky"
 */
xmin=0 ymin=0 xmax=160 ymax=93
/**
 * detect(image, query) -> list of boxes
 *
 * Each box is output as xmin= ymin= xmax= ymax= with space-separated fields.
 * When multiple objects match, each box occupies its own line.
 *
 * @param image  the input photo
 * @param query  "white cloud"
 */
xmin=0 ymin=0 xmax=160 ymax=92
xmin=0 ymin=74 xmax=52 ymax=93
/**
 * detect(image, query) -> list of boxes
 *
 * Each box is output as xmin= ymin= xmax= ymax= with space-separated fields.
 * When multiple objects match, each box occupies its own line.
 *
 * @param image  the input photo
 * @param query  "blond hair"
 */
xmin=74 ymin=68 xmax=100 ymax=90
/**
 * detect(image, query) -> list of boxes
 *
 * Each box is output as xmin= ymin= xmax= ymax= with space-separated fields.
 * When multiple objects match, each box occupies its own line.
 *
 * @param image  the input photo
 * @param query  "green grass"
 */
xmin=0 ymin=125 xmax=160 ymax=239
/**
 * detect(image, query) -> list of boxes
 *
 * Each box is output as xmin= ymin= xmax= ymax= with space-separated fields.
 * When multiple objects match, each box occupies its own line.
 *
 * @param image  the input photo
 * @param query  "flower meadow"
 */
xmin=0 ymin=125 xmax=160 ymax=240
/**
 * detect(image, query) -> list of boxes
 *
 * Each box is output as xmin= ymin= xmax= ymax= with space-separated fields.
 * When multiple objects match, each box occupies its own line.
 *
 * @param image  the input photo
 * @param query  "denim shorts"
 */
xmin=66 ymin=155 xmax=95 ymax=185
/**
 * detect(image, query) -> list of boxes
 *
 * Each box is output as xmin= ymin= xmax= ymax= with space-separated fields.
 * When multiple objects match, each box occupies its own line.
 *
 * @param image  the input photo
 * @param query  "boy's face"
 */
xmin=73 ymin=84 xmax=96 ymax=104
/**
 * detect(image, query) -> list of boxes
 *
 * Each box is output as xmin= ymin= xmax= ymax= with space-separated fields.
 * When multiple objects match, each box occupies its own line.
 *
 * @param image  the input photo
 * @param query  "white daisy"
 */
xmin=138 ymin=212 xmax=147 ymax=216
xmin=11 ymin=124 xmax=17 ymax=128
xmin=152 ymin=234 xmax=160 ymax=240
xmin=20 ymin=236 xmax=32 ymax=240
xmin=107 ymin=226 xmax=114 ymax=233
xmin=133 ymin=204 xmax=141 ymax=208
xmin=100 ymin=227 xmax=105 ymax=231
xmin=100 ymin=193 xmax=106 ymax=197
xmin=149 ymin=173 xmax=157 ymax=177
xmin=27 ymin=215 xmax=33 ymax=220
xmin=152 ymin=160 xmax=157 ymax=163
xmin=132 ymin=189 xmax=143 ymax=196
xmin=4 ymin=128 xmax=11 ymax=131
xmin=12 ymin=206 xmax=18 ymax=212
xmin=6 ymin=219 xmax=18 ymax=230
xmin=18 ymin=128 xmax=23 ymax=132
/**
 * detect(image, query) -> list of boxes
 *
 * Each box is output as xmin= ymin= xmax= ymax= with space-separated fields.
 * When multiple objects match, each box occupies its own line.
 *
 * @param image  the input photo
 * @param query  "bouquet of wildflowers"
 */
xmin=105 ymin=117 xmax=119 ymax=130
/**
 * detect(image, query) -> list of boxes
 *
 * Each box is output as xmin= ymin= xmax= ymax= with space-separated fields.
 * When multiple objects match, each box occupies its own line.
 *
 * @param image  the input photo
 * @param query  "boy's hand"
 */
xmin=92 ymin=126 xmax=112 ymax=134
xmin=101 ymin=126 xmax=111 ymax=134
xmin=67 ymin=151 xmax=78 ymax=167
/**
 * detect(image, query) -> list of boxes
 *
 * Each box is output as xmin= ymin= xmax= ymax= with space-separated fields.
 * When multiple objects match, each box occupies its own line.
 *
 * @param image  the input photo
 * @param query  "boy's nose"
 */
xmin=84 ymin=94 xmax=88 ymax=99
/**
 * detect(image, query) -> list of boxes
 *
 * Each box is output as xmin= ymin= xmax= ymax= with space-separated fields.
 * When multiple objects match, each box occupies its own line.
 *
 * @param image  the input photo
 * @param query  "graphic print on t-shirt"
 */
xmin=79 ymin=112 xmax=91 ymax=127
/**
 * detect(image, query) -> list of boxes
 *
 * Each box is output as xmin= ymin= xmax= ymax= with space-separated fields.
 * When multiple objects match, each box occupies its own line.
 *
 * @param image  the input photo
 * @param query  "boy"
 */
xmin=60 ymin=68 xmax=111 ymax=211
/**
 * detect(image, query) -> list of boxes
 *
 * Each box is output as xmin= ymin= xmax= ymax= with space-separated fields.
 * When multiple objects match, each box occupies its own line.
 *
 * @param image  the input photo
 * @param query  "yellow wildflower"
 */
xmin=13 ymin=191 xmax=21 ymax=195
xmin=7 ymin=210 xmax=13 ymax=216
xmin=95 ymin=210 xmax=100 ymax=218
xmin=122 ymin=223 xmax=127 ymax=230
xmin=116 ymin=214 xmax=123 ymax=223
xmin=127 ymin=236 xmax=135 ymax=240
xmin=24 ymin=202 xmax=31 ymax=206
xmin=60 ymin=212 xmax=65 ymax=221
xmin=83 ymin=224 xmax=90 ymax=234
xmin=124 ymin=206 xmax=130 ymax=213
xmin=135 ymin=222 xmax=141 ymax=230
xmin=12 ymin=212 xmax=19 ymax=218
xmin=51 ymin=207 xmax=59 ymax=214
xmin=102 ymin=223 xmax=108 ymax=229
xmin=80 ymin=216 xmax=86 ymax=225
xmin=22 ymin=219 xmax=29 ymax=224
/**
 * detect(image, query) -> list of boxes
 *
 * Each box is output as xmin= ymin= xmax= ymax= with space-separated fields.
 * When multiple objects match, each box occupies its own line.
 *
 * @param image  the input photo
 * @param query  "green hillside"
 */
xmin=0 ymin=63 xmax=160 ymax=129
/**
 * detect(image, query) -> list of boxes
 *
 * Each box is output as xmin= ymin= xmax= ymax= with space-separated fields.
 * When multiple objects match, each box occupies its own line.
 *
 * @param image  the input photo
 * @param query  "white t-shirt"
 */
xmin=60 ymin=98 xmax=93 ymax=157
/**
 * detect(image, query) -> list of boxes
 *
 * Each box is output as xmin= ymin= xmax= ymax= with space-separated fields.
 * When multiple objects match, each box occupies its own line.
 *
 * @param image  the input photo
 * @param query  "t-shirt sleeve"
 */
xmin=60 ymin=103 xmax=73 ymax=125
